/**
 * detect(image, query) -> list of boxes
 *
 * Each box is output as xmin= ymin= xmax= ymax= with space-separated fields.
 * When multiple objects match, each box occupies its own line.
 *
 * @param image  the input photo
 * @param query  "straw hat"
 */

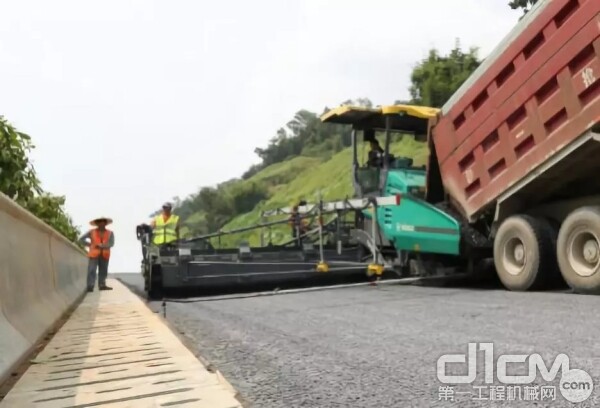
xmin=90 ymin=217 xmax=113 ymax=226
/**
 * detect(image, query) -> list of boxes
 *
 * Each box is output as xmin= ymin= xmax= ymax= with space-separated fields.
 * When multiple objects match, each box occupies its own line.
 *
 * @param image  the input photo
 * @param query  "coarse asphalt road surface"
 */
xmin=113 ymin=273 xmax=600 ymax=408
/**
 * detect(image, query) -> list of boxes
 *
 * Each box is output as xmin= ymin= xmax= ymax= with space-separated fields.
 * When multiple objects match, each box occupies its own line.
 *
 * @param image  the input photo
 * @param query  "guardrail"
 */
xmin=0 ymin=192 xmax=87 ymax=384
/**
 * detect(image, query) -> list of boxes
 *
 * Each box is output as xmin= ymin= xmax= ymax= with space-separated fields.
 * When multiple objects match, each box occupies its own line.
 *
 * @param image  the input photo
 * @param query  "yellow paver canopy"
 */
xmin=320 ymin=104 xmax=439 ymax=135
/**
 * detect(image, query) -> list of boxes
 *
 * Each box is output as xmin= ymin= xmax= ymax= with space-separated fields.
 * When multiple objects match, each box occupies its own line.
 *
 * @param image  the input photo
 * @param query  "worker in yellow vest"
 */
xmin=79 ymin=216 xmax=115 ymax=292
xmin=151 ymin=202 xmax=180 ymax=245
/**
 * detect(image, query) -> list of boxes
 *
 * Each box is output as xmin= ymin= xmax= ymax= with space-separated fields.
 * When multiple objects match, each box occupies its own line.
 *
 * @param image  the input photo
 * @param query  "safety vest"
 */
xmin=88 ymin=229 xmax=112 ymax=259
xmin=153 ymin=214 xmax=179 ymax=245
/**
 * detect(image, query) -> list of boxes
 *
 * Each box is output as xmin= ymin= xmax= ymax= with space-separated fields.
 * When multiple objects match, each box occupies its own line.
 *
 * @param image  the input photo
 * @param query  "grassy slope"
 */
xmin=179 ymin=156 xmax=321 ymax=238
xmin=207 ymin=136 xmax=428 ymax=247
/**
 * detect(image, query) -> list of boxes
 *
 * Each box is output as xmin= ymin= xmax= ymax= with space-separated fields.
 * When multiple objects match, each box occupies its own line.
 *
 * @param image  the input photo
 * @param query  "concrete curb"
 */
xmin=0 ymin=192 xmax=87 ymax=385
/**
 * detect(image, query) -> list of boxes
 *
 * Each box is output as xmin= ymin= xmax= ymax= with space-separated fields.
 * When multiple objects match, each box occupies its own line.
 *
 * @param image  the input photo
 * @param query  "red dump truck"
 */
xmin=424 ymin=0 xmax=600 ymax=293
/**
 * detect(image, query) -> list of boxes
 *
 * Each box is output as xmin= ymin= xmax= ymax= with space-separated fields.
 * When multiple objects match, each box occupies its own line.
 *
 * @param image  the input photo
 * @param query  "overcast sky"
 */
xmin=2 ymin=0 xmax=520 ymax=272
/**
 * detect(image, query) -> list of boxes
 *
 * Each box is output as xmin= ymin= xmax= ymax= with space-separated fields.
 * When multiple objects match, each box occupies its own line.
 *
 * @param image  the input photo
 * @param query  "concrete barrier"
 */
xmin=0 ymin=192 xmax=87 ymax=385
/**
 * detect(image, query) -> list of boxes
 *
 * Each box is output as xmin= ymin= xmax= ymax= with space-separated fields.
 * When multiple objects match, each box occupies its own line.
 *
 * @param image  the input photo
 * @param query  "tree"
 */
xmin=0 ymin=116 xmax=42 ymax=203
xmin=0 ymin=116 xmax=81 ymax=244
xmin=229 ymin=182 xmax=268 ymax=214
xmin=409 ymin=40 xmax=482 ymax=108
xmin=509 ymin=0 xmax=539 ymax=14
xmin=242 ymin=163 xmax=262 ymax=180
xmin=339 ymin=98 xmax=373 ymax=108
xmin=24 ymin=193 xmax=80 ymax=243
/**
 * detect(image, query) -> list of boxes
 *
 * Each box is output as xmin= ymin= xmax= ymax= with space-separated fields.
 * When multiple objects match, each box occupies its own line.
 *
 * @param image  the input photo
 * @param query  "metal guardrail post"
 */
xmin=316 ymin=191 xmax=329 ymax=273
xmin=318 ymin=193 xmax=324 ymax=263
xmin=260 ymin=215 xmax=265 ymax=247
xmin=367 ymin=199 xmax=384 ymax=280
xmin=336 ymin=210 xmax=342 ymax=255
xmin=371 ymin=202 xmax=377 ymax=264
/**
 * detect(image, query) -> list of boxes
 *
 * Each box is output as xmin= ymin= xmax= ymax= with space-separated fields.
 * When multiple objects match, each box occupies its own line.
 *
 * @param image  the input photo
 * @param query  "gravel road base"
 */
xmin=114 ymin=273 xmax=600 ymax=408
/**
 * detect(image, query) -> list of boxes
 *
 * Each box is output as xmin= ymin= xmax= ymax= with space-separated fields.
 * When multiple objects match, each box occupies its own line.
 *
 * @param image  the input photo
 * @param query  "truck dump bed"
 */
xmin=431 ymin=0 xmax=600 ymax=221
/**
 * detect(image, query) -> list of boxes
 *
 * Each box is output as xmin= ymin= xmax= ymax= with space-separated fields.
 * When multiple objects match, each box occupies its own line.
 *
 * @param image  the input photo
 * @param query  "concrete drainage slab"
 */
xmin=0 ymin=278 xmax=242 ymax=408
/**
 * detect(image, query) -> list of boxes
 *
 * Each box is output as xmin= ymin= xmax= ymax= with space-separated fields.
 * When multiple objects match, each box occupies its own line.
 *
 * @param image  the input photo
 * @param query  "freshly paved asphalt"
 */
xmin=114 ymin=272 xmax=600 ymax=407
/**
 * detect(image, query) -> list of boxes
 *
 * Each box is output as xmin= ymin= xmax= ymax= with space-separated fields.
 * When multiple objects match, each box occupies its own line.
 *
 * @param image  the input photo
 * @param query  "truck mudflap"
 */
xmin=375 ymin=195 xmax=461 ymax=256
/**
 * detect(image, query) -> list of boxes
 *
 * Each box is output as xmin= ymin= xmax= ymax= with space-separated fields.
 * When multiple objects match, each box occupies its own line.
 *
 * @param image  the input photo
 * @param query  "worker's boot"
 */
xmin=99 ymin=285 xmax=113 ymax=291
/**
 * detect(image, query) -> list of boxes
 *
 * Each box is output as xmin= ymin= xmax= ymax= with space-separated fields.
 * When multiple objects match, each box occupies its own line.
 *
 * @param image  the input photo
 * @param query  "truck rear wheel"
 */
xmin=493 ymin=215 xmax=556 ymax=291
xmin=557 ymin=206 xmax=600 ymax=294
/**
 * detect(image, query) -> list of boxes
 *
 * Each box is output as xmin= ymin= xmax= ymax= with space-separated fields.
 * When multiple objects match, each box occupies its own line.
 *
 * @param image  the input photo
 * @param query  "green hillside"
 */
xmin=177 ymin=155 xmax=323 ymax=239
xmin=174 ymin=43 xmax=486 ymax=247
xmin=181 ymin=135 xmax=427 ymax=247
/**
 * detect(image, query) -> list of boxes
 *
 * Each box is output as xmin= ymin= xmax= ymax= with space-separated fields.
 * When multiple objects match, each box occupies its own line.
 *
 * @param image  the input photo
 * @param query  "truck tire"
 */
xmin=557 ymin=206 xmax=600 ymax=294
xmin=493 ymin=215 xmax=556 ymax=291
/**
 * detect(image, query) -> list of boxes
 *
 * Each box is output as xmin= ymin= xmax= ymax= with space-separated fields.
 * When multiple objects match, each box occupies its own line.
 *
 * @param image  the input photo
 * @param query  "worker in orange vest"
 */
xmin=78 ymin=216 xmax=115 ymax=292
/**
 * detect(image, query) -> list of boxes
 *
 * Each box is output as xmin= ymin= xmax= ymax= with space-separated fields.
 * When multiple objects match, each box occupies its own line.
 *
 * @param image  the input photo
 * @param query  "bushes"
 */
xmin=0 ymin=116 xmax=81 ymax=245
xmin=230 ymin=182 xmax=269 ymax=215
xmin=177 ymin=180 xmax=269 ymax=236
